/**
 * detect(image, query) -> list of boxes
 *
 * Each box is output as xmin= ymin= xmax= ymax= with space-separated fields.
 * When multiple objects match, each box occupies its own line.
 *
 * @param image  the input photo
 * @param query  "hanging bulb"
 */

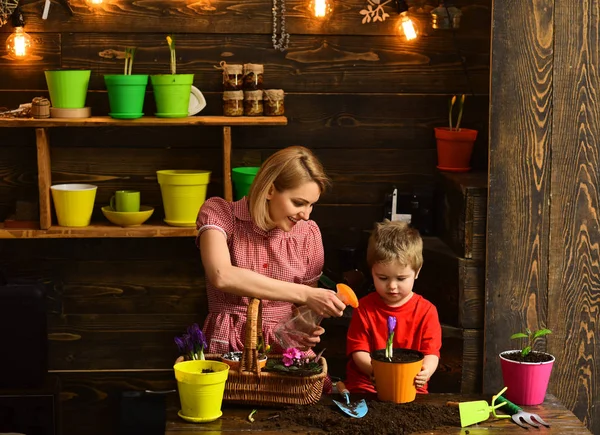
xmin=399 ymin=11 xmax=418 ymax=41
xmin=6 ymin=27 xmax=32 ymax=59
xmin=394 ymin=1 xmax=418 ymax=41
xmin=310 ymin=0 xmax=333 ymax=18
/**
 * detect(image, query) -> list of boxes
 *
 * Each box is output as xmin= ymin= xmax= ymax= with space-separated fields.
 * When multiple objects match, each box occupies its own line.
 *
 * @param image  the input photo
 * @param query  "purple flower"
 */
xmin=187 ymin=323 xmax=207 ymax=353
xmin=174 ymin=336 xmax=186 ymax=354
xmin=387 ymin=316 xmax=397 ymax=336
xmin=282 ymin=348 xmax=304 ymax=366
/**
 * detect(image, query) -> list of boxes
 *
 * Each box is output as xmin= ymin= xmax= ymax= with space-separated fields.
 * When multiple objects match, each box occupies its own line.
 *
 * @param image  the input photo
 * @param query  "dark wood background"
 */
xmin=485 ymin=0 xmax=599 ymax=433
xmin=0 ymin=0 xmax=491 ymax=433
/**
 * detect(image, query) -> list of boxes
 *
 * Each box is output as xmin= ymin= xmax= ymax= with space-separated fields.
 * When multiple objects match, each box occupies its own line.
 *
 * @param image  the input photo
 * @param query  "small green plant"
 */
xmin=166 ymin=35 xmax=176 ymax=75
xmin=448 ymin=94 xmax=466 ymax=131
xmin=123 ymin=47 xmax=136 ymax=75
xmin=510 ymin=328 xmax=552 ymax=357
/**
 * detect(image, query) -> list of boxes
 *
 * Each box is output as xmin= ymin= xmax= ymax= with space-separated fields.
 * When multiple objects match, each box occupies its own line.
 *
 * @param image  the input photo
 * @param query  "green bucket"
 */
xmin=45 ymin=69 xmax=91 ymax=109
xmin=232 ymin=167 xmax=260 ymax=200
xmin=151 ymin=74 xmax=194 ymax=118
xmin=104 ymin=74 xmax=148 ymax=119
xmin=157 ymin=169 xmax=211 ymax=226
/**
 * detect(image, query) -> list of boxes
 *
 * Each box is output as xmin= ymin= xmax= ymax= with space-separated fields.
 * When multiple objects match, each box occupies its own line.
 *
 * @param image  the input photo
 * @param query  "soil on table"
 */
xmin=255 ymin=400 xmax=461 ymax=434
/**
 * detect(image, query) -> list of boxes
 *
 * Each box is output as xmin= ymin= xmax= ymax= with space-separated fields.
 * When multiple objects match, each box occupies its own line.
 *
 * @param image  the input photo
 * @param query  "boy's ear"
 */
xmin=414 ymin=267 xmax=422 ymax=280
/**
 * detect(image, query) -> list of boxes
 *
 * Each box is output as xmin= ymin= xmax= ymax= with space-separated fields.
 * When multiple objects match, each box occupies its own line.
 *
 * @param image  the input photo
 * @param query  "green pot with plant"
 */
xmin=500 ymin=328 xmax=554 ymax=406
xmin=104 ymin=47 xmax=149 ymax=119
xmin=434 ymin=94 xmax=478 ymax=172
xmin=150 ymin=35 xmax=194 ymax=118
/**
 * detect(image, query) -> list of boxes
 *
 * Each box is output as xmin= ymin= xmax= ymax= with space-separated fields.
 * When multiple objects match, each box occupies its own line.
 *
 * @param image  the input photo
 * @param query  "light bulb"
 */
xmin=86 ymin=0 xmax=103 ymax=5
xmin=310 ymin=0 xmax=333 ymax=18
xmin=6 ymin=27 xmax=32 ymax=60
xmin=399 ymin=11 xmax=418 ymax=41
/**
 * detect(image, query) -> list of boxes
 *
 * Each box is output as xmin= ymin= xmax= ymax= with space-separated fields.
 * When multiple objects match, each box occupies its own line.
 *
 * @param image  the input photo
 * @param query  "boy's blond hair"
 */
xmin=248 ymin=146 xmax=330 ymax=231
xmin=366 ymin=220 xmax=423 ymax=271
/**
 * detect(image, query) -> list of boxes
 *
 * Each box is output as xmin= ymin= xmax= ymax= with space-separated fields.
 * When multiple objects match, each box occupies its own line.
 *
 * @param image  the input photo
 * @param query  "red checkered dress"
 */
xmin=196 ymin=197 xmax=324 ymax=355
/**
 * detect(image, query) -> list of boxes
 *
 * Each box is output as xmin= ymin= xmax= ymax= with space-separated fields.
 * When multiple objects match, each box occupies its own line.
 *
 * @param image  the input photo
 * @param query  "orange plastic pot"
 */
xmin=371 ymin=348 xmax=424 ymax=403
xmin=434 ymin=127 xmax=478 ymax=172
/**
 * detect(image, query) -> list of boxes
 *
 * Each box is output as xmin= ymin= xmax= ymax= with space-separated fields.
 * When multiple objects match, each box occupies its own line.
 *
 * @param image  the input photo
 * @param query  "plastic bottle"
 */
xmin=273 ymin=283 xmax=358 ymax=350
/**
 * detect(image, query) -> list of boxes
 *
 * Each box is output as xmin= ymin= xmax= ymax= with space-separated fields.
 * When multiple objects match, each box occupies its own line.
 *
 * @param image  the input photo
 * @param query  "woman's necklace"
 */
xmin=272 ymin=0 xmax=289 ymax=51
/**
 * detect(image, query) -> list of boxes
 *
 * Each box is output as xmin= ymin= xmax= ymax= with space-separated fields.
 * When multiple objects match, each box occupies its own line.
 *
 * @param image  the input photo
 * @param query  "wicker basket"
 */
xmin=206 ymin=298 xmax=327 ymax=406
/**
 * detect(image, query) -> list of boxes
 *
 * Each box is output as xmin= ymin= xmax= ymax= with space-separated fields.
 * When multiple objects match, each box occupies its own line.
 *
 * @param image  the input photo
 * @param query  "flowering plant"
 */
xmin=174 ymin=323 xmax=207 ymax=361
xmin=385 ymin=316 xmax=396 ymax=360
xmin=264 ymin=347 xmax=324 ymax=376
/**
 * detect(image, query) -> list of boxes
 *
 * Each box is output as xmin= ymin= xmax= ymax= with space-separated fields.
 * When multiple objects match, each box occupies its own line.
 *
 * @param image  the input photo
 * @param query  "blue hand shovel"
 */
xmin=333 ymin=381 xmax=368 ymax=418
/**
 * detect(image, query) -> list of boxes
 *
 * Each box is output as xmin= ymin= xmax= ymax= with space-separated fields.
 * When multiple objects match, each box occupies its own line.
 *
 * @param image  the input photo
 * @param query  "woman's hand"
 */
xmin=295 ymin=325 xmax=325 ymax=349
xmin=305 ymin=287 xmax=346 ymax=318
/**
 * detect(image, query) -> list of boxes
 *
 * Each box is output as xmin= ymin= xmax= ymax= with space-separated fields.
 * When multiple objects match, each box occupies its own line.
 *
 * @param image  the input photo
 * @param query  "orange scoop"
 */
xmin=336 ymin=283 xmax=359 ymax=308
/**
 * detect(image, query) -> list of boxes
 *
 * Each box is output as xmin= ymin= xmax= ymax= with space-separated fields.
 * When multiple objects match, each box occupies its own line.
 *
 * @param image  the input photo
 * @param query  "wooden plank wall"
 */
xmin=486 ymin=0 xmax=599 ymax=433
xmin=549 ymin=0 xmax=600 ymax=433
xmin=0 ymin=1 xmax=491 ymax=433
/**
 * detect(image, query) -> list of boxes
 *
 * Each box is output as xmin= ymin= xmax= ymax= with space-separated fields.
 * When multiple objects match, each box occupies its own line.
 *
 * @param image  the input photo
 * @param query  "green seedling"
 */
xmin=510 ymin=328 xmax=552 ymax=357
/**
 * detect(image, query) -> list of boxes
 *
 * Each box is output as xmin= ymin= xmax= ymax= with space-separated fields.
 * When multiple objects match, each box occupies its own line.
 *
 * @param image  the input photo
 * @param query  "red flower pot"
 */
xmin=434 ymin=127 xmax=478 ymax=172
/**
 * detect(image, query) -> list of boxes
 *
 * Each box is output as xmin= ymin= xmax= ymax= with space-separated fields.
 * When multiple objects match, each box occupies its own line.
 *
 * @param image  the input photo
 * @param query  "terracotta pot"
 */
xmin=220 ymin=351 xmax=268 ymax=370
xmin=371 ymin=348 xmax=423 ymax=403
xmin=434 ymin=127 xmax=478 ymax=172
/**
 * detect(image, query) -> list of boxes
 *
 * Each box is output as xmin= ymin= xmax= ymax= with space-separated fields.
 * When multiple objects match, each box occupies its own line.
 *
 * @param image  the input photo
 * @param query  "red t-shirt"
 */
xmin=344 ymin=292 xmax=442 ymax=394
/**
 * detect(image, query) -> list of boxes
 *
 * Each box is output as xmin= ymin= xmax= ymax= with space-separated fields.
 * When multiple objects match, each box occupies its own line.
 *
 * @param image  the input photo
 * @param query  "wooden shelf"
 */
xmin=0 ymin=116 xmax=287 ymax=127
xmin=0 ymin=222 xmax=197 ymax=239
xmin=0 ymin=115 xmax=288 ymax=236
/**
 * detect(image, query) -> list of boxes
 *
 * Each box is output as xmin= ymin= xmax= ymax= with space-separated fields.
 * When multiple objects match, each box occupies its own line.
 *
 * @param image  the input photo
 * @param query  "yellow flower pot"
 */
xmin=50 ymin=184 xmax=97 ymax=227
xmin=174 ymin=360 xmax=230 ymax=423
xmin=156 ymin=170 xmax=211 ymax=226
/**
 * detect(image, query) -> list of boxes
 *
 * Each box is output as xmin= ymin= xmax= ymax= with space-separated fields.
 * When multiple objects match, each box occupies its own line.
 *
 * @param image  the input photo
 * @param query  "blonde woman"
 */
xmin=196 ymin=146 xmax=346 ymax=355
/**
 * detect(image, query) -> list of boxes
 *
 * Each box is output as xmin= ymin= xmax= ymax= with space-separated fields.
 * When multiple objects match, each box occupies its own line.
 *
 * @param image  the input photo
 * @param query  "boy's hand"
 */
xmin=415 ymin=367 xmax=431 ymax=388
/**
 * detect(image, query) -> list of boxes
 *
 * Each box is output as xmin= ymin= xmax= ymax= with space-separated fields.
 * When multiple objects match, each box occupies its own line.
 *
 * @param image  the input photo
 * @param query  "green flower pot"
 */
xmin=45 ymin=69 xmax=91 ymax=109
xmin=150 ymin=74 xmax=194 ymax=118
xmin=104 ymin=74 xmax=149 ymax=119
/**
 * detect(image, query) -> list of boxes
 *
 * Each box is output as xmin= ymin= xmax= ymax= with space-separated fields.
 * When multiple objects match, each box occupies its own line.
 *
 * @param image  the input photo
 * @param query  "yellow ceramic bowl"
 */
xmin=101 ymin=205 xmax=154 ymax=227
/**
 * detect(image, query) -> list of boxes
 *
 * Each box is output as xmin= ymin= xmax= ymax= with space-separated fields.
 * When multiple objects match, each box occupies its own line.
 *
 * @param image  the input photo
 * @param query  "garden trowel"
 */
xmin=447 ymin=387 xmax=511 ymax=427
xmin=333 ymin=381 xmax=368 ymax=418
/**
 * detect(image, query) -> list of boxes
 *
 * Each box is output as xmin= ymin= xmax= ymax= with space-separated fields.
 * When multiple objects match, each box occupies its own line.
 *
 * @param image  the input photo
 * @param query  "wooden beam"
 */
xmin=484 ymin=0 xmax=554 ymax=394
xmin=549 ymin=1 xmax=600 ymax=433
xmin=223 ymin=126 xmax=232 ymax=202
xmin=36 ymin=128 xmax=52 ymax=229
xmin=0 ymin=116 xmax=288 ymax=128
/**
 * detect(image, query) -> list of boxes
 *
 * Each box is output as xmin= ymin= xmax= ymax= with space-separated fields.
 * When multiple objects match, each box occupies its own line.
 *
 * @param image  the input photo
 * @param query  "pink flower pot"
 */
xmin=500 ymin=350 xmax=554 ymax=405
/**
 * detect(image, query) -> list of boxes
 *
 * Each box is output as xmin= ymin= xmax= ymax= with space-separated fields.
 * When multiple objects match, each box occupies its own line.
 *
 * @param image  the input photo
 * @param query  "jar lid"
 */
xmin=264 ymin=89 xmax=284 ymax=100
xmin=225 ymin=64 xmax=243 ymax=74
xmin=243 ymin=63 xmax=264 ymax=74
xmin=244 ymin=90 xmax=264 ymax=100
xmin=223 ymin=90 xmax=244 ymax=100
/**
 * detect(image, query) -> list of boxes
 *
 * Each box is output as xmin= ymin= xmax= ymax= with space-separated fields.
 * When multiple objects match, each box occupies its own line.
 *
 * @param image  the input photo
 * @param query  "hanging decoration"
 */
xmin=272 ymin=0 xmax=289 ymax=51
xmin=359 ymin=0 xmax=391 ymax=24
xmin=360 ymin=0 xmax=418 ymax=41
xmin=0 ymin=0 xmax=19 ymax=27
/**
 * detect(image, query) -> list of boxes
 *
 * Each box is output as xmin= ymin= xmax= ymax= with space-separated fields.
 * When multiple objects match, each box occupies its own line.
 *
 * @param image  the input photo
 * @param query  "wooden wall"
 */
xmin=0 ymin=1 xmax=491 ymax=433
xmin=486 ymin=0 xmax=599 ymax=433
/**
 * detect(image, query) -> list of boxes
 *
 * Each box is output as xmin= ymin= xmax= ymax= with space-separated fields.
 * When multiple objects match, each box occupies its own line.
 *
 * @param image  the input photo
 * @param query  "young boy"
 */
xmin=344 ymin=220 xmax=442 ymax=393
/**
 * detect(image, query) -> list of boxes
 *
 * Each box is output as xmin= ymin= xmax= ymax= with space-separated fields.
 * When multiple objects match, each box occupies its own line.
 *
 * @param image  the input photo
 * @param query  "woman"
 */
xmin=196 ymin=146 xmax=346 ymax=354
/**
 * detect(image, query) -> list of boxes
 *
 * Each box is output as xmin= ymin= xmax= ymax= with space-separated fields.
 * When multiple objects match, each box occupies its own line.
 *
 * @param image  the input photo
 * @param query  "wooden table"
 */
xmin=165 ymin=393 xmax=591 ymax=434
